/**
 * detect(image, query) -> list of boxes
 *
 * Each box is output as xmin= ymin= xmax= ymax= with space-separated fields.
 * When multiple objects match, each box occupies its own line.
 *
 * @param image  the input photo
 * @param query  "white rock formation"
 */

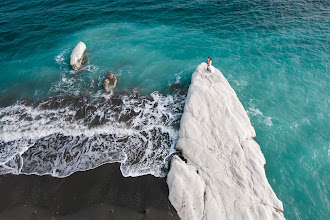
xmin=70 ymin=41 xmax=86 ymax=70
xmin=167 ymin=63 xmax=285 ymax=220
xmin=103 ymin=74 xmax=118 ymax=92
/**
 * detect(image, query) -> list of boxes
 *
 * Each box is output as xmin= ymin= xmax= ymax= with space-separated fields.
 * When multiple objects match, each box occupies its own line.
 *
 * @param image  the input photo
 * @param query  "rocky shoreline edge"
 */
xmin=167 ymin=63 xmax=285 ymax=220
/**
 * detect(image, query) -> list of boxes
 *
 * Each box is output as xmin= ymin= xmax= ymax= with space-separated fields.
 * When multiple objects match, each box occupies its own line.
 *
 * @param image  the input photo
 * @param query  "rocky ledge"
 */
xmin=167 ymin=63 xmax=285 ymax=220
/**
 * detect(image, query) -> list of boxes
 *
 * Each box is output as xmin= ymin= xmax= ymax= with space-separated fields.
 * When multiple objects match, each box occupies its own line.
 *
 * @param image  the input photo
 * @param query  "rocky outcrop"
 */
xmin=167 ymin=63 xmax=285 ymax=220
xmin=103 ymin=74 xmax=117 ymax=92
xmin=70 ymin=41 xmax=86 ymax=70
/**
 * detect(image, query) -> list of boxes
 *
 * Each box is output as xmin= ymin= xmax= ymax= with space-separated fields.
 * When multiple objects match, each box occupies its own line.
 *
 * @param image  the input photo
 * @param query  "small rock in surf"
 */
xmin=103 ymin=74 xmax=118 ymax=92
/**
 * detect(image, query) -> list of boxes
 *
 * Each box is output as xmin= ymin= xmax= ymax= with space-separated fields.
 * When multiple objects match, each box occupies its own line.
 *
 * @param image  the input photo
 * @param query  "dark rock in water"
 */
xmin=169 ymin=82 xmax=188 ymax=93
xmin=103 ymin=74 xmax=118 ymax=92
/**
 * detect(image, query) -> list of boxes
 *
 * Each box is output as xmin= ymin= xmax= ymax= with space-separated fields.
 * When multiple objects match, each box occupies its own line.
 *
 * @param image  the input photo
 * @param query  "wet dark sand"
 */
xmin=0 ymin=163 xmax=179 ymax=220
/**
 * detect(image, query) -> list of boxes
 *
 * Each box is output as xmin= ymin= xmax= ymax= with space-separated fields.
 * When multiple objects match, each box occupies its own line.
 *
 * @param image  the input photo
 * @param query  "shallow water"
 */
xmin=0 ymin=1 xmax=329 ymax=219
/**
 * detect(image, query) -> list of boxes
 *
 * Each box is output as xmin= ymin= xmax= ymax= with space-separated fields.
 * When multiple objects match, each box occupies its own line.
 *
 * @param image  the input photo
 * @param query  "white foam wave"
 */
xmin=0 ymin=91 xmax=186 ymax=177
xmin=81 ymin=64 xmax=99 ymax=73
xmin=55 ymin=49 xmax=70 ymax=67
xmin=247 ymin=101 xmax=273 ymax=126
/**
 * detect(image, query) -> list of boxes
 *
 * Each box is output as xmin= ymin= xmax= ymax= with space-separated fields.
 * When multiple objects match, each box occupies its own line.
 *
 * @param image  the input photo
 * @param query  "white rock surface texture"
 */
xmin=103 ymin=74 xmax=118 ymax=92
xmin=167 ymin=63 xmax=285 ymax=220
xmin=70 ymin=41 xmax=86 ymax=70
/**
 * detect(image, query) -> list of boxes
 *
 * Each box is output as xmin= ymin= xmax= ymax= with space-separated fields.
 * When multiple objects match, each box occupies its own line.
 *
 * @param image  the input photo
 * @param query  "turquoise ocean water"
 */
xmin=0 ymin=1 xmax=329 ymax=219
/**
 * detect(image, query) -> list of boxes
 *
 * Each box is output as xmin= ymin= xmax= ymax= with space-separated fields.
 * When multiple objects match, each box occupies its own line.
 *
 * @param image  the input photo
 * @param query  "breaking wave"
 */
xmin=0 ymin=89 xmax=186 ymax=177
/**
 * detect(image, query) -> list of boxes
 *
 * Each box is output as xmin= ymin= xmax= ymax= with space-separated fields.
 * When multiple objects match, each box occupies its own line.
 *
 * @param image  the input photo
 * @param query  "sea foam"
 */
xmin=0 ymin=90 xmax=186 ymax=178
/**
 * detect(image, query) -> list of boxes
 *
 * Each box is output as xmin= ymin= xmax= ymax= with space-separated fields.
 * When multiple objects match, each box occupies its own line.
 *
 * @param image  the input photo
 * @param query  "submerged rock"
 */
xmin=167 ymin=63 xmax=285 ymax=220
xmin=70 ymin=41 xmax=86 ymax=70
xmin=103 ymin=74 xmax=117 ymax=92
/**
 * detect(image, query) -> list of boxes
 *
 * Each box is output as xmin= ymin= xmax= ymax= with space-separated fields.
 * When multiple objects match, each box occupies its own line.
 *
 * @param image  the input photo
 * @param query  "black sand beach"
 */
xmin=0 ymin=163 xmax=179 ymax=220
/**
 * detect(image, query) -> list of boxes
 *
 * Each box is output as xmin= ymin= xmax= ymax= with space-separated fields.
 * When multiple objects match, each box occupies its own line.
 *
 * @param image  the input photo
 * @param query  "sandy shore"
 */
xmin=0 ymin=163 xmax=178 ymax=220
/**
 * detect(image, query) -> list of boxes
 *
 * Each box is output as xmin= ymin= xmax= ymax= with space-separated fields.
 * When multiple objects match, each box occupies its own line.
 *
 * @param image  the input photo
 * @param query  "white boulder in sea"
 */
xmin=70 ymin=41 xmax=86 ymax=70
xmin=103 ymin=74 xmax=117 ymax=92
xmin=167 ymin=63 xmax=285 ymax=220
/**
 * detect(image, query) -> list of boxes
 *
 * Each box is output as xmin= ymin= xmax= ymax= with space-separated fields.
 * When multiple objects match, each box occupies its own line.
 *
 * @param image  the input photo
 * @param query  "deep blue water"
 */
xmin=0 ymin=1 xmax=329 ymax=219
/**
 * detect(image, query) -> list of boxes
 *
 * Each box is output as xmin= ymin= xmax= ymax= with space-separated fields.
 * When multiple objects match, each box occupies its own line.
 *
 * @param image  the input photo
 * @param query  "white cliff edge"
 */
xmin=167 ymin=63 xmax=285 ymax=220
xmin=70 ymin=41 xmax=86 ymax=70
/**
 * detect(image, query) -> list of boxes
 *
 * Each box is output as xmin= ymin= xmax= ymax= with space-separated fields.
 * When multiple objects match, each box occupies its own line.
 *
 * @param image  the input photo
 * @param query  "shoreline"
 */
xmin=0 ymin=163 xmax=178 ymax=220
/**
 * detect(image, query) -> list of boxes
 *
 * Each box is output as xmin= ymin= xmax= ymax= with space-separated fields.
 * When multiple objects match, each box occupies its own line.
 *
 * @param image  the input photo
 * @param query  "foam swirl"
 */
xmin=0 ymin=90 xmax=186 ymax=177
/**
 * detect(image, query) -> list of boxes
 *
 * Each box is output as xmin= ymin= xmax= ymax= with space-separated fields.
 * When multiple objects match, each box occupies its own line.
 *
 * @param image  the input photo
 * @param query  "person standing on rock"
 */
xmin=207 ymin=57 xmax=212 ymax=71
